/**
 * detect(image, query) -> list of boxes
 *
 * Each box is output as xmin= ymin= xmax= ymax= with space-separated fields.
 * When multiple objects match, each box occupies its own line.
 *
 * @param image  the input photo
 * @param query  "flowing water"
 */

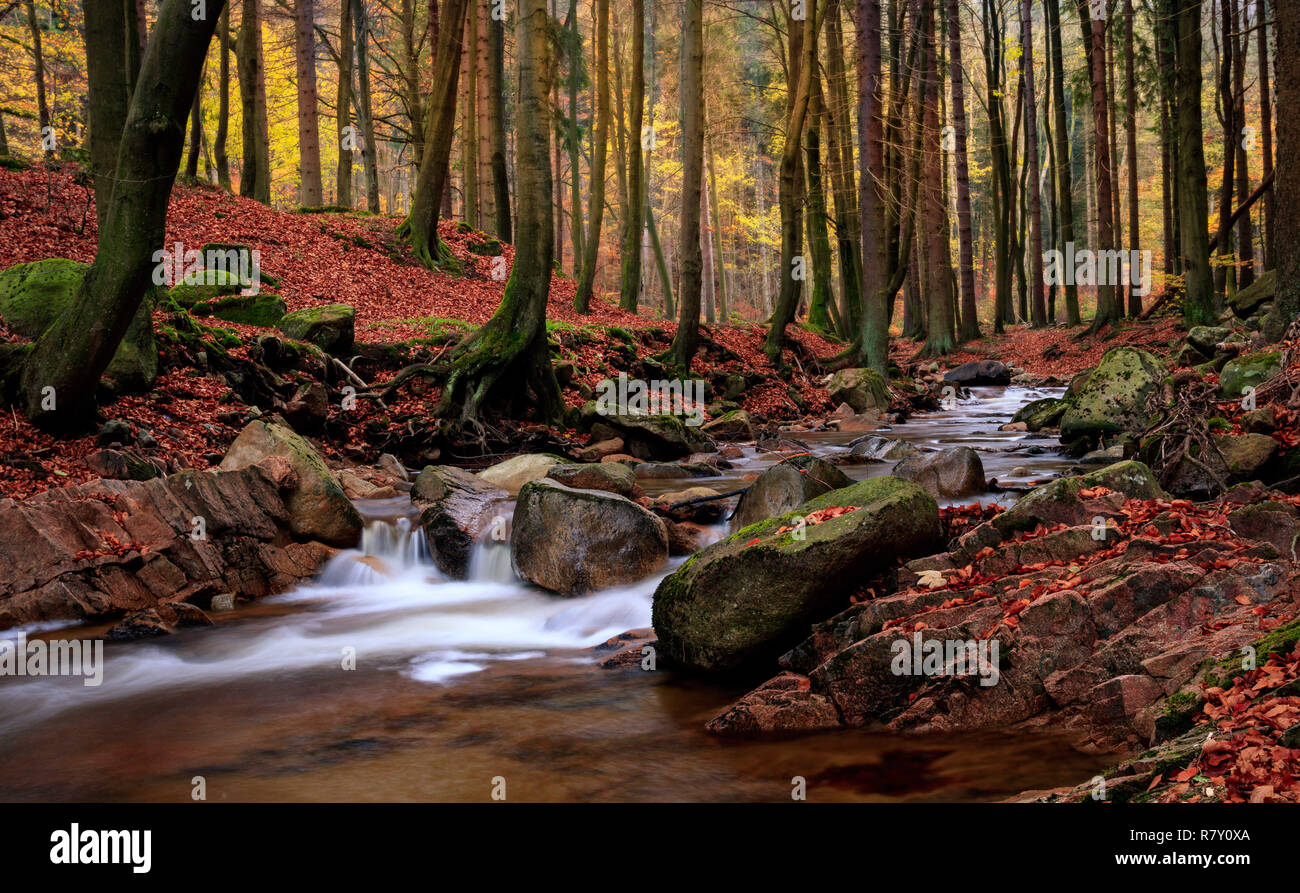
xmin=0 ymin=386 xmax=1116 ymax=802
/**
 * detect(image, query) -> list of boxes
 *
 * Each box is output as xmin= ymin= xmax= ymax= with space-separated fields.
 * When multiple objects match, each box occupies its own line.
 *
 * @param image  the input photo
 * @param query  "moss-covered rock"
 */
xmin=278 ymin=303 xmax=356 ymax=354
xmin=190 ymin=293 xmax=287 ymax=327
xmin=1011 ymin=396 xmax=1068 ymax=431
xmin=827 ymin=367 xmax=890 ymax=415
xmin=467 ymin=237 xmax=503 ymax=256
xmin=1219 ymin=351 xmax=1281 ymax=397
xmin=652 ymin=476 xmax=942 ymax=674
xmin=1228 ymin=268 xmax=1274 ymax=318
xmin=992 ymin=460 xmax=1167 ymax=538
xmin=701 ymin=408 xmax=753 ymax=441
xmin=598 ymin=412 xmax=714 ymax=459
xmin=1059 ymin=346 xmax=1164 ymax=442
xmin=730 ymin=455 xmax=852 ymax=531
xmin=168 ymin=268 xmax=248 ymax=307
xmin=0 ymin=258 xmax=158 ymax=389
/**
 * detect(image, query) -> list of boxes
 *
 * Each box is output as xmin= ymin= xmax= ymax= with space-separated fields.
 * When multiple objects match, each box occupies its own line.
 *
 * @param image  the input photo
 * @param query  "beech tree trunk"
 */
xmin=1022 ymin=0 xmax=1046 ymax=327
xmin=619 ymin=0 xmax=645 ymax=312
xmin=236 ymin=0 xmax=271 ymax=203
xmin=576 ymin=0 xmax=611 ymax=312
xmin=336 ymin=0 xmax=354 ymax=207
xmin=669 ymin=0 xmax=705 ymax=368
xmin=1267 ymin=0 xmax=1299 ymax=337
xmin=295 ymin=0 xmax=323 ymax=207
xmin=21 ymin=0 xmax=226 ymax=430
xmin=84 ymin=0 xmax=144 ymax=233
xmin=1174 ymin=0 xmax=1215 ymax=324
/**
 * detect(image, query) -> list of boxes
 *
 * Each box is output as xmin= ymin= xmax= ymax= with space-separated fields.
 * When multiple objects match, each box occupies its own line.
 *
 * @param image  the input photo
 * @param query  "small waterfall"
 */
xmin=467 ymin=536 xmax=517 ymax=584
xmin=318 ymin=516 xmax=437 ymax=586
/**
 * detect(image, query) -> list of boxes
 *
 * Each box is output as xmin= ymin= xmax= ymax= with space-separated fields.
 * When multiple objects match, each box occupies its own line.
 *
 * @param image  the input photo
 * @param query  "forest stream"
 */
xmin=0 ymin=386 xmax=1119 ymax=802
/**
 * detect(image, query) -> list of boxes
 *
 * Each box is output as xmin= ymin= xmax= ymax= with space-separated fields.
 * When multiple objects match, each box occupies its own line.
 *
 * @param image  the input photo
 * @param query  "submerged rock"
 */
xmin=826 ymin=368 xmax=890 ymax=416
xmin=847 ymin=435 xmax=921 ymax=461
xmin=512 ymin=479 xmax=668 ymax=596
xmin=653 ymin=476 xmax=942 ymax=674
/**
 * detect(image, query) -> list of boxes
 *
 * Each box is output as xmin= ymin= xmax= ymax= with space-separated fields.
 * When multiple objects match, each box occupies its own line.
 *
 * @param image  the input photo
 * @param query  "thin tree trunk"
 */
xmin=1046 ymin=0 xmax=1079 ymax=323
xmin=236 ymin=0 xmax=271 ymax=203
xmin=1174 ymin=0 xmax=1215 ymax=324
xmin=1125 ymin=0 xmax=1140 ymax=314
xmin=1260 ymin=0 xmax=1275 ymax=271
xmin=576 ymin=0 xmax=611 ymax=312
xmin=670 ymin=0 xmax=705 ymax=367
xmin=1267 ymin=0 xmax=1299 ymax=337
xmin=352 ymin=0 xmax=380 ymax=213
xmin=83 ymin=0 xmax=143 ymax=232
xmin=26 ymin=1 xmax=51 ymax=158
xmin=1077 ymin=0 xmax=1120 ymax=327
xmin=489 ymin=6 xmax=511 ymax=241
xmin=185 ymin=65 xmax=204 ymax=179
xmin=1022 ymin=0 xmax=1046 ymax=326
xmin=336 ymin=0 xmax=354 ymax=206
xmin=296 ymin=0 xmax=323 ymax=206
xmin=619 ymin=0 xmax=645 ymax=312
xmin=948 ymin=0 xmax=978 ymax=340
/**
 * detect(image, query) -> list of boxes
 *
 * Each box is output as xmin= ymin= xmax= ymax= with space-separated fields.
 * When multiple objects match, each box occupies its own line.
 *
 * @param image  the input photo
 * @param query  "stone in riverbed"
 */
xmin=701 ymin=409 xmax=754 ymax=441
xmin=412 ymin=465 xmax=509 ymax=578
xmin=512 ymin=479 xmax=668 ymax=596
xmin=653 ymin=476 xmax=942 ymax=674
xmin=476 ymin=453 xmax=564 ymax=495
xmin=596 ymin=412 xmax=715 ymax=459
xmin=1059 ymin=347 xmax=1164 ymax=443
xmin=729 ymin=455 xmax=852 ymax=531
xmin=545 ymin=461 xmax=637 ymax=497
xmin=826 ymin=368 xmax=890 ymax=415
xmin=892 ymin=447 xmax=985 ymax=498
xmin=943 ymin=359 xmax=1011 ymax=386
xmin=846 ymin=434 xmax=921 ymax=462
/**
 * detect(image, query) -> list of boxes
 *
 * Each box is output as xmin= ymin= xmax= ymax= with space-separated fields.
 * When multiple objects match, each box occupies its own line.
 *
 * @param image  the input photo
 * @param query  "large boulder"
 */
xmin=1229 ymin=269 xmax=1275 ymax=318
xmin=943 ymin=360 xmax=1011 ymax=386
xmin=0 ymin=258 xmax=158 ymax=389
xmin=826 ymin=368 xmax=890 ymax=416
xmin=411 ymin=465 xmax=509 ymax=578
xmin=189 ymin=293 xmax=287 ymax=327
xmin=653 ymin=476 xmax=942 ymax=674
xmin=1166 ymin=433 xmax=1278 ymax=497
xmin=596 ymin=412 xmax=714 ymax=459
xmin=730 ymin=455 xmax=853 ymax=531
xmin=477 ymin=453 xmax=563 ymax=495
xmin=218 ymin=418 xmax=362 ymax=547
xmin=892 ymin=447 xmax=985 ymax=499
xmin=278 ymin=304 xmax=355 ymax=354
xmin=0 ymin=460 xmax=333 ymax=629
xmin=1059 ymin=347 xmax=1165 ymax=442
xmin=984 ymin=460 xmax=1166 ymax=541
xmin=1219 ymin=352 xmax=1281 ymax=397
xmin=511 ymin=479 xmax=668 ymax=595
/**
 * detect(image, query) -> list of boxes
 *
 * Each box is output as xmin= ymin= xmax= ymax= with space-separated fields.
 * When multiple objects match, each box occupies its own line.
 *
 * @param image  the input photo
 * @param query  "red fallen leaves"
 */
xmin=1153 ymin=645 xmax=1300 ymax=803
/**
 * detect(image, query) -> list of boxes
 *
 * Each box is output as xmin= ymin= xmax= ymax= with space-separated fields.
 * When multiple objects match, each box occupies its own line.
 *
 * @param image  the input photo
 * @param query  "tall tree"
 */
xmin=25 ymin=1 xmax=50 ymax=158
xmin=20 ymin=0 xmax=226 ymax=429
xmin=83 ymin=0 xmax=144 ymax=232
xmin=668 ymin=0 xmax=705 ymax=368
xmin=618 ymin=0 xmax=645 ymax=312
xmin=1124 ymin=0 xmax=1140 ymax=314
xmin=948 ymin=0 xmax=978 ymax=341
xmin=488 ymin=5 xmax=511 ymax=241
xmin=1021 ymin=0 xmax=1046 ymax=327
xmin=185 ymin=64 xmax=205 ymax=179
xmin=295 ymin=0 xmax=323 ymax=207
xmin=397 ymin=0 xmax=471 ymax=267
xmin=1259 ymin=0 xmax=1275 ymax=271
xmin=1077 ymin=0 xmax=1121 ymax=328
xmin=763 ymin=0 xmax=822 ymax=361
xmin=236 ymin=0 xmax=271 ymax=203
xmin=1173 ymin=0 xmax=1214 ymax=324
xmin=1266 ymin=0 xmax=1298 ymax=338
xmin=352 ymin=0 xmax=380 ymax=212
xmin=918 ymin=0 xmax=955 ymax=355
xmin=575 ymin=0 xmax=610 ymax=312
xmin=434 ymin=0 xmax=563 ymax=422
xmin=1231 ymin=0 xmax=1254 ymax=290
xmin=1045 ymin=0 xmax=1079 ymax=324
xmin=336 ymin=0 xmax=354 ymax=206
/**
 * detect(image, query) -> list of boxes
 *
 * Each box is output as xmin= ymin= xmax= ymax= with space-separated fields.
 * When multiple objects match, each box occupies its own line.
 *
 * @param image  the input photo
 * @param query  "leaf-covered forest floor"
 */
xmin=0 ymin=166 xmax=1186 ymax=501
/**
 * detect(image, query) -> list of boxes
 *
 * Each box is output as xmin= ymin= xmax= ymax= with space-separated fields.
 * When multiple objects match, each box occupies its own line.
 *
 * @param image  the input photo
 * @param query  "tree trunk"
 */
xmin=805 ymin=49 xmax=835 ymax=333
xmin=1232 ymin=0 xmax=1254 ymax=290
xmin=1125 ymin=0 xmax=1140 ymax=314
xmin=435 ymin=0 xmax=562 ymax=423
xmin=236 ymin=0 xmax=271 ymax=203
xmin=668 ymin=0 xmax=705 ymax=367
xmin=489 ymin=6 xmax=511 ymax=241
xmin=1077 ymin=0 xmax=1120 ymax=328
xmin=706 ymin=119 xmax=727 ymax=322
xmin=1213 ymin=0 xmax=1236 ymax=299
xmin=295 ymin=0 xmax=323 ymax=207
xmin=352 ymin=0 xmax=380 ymax=213
xmin=1046 ymin=1 xmax=1078 ymax=323
xmin=336 ymin=0 xmax=354 ymax=207
xmin=475 ymin=0 xmax=495 ymax=228
xmin=576 ymin=0 xmax=611 ymax=312
xmin=1266 ymin=0 xmax=1299 ymax=337
xmin=946 ymin=0 xmax=979 ymax=341
xmin=919 ymin=0 xmax=954 ymax=356
xmin=185 ymin=64 xmax=205 ymax=180
xmin=857 ymin=0 xmax=889 ymax=373
xmin=1260 ymin=0 xmax=1275 ymax=271
xmin=83 ymin=0 xmax=144 ymax=233
xmin=1174 ymin=0 xmax=1215 ymax=324
xmin=1021 ymin=0 xmax=1046 ymax=327
xmin=398 ymin=0 xmax=471 ymax=268
xmin=26 ymin=1 xmax=51 ymax=158
xmin=21 ymin=0 xmax=226 ymax=430
xmin=619 ymin=0 xmax=645 ymax=312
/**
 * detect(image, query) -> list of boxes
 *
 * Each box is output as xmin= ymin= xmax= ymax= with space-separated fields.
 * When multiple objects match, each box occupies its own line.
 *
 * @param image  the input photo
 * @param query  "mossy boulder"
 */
xmin=1059 ymin=347 xmax=1164 ymax=442
xmin=511 ymin=479 xmax=668 ymax=595
xmin=1219 ymin=351 xmax=1281 ymax=397
xmin=278 ymin=304 xmax=355 ymax=354
xmin=190 ymin=293 xmax=287 ymax=327
xmin=652 ymin=476 xmax=942 ymax=674
xmin=827 ymin=367 xmax=890 ymax=415
xmin=168 ymin=268 xmax=248 ymax=307
xmin=992 ymin=460 xmax=1167 ymax=538
xmin=411 ymin=465 xmax=509 ymax=578
xmin=701 ymin=409 xmax=753 ymax=441
xmin=0 ymin=258 xmax=158 ymax=389
xmin=1229 ymin=269 xmax=1275 ymax=318
xmin=218 ymin=418 xmax=362 ymax=547
xmin=1011 ymin=397 xmax=1068 ymax=431
xmin=467 ymin=237 xmax=504 ymax=256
